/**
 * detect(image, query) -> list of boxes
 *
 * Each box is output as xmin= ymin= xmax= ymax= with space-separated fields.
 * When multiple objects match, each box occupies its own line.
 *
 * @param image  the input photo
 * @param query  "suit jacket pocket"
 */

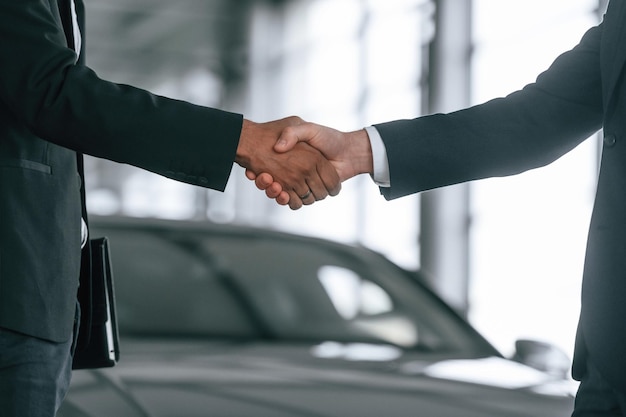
xmin=0 ymin=157 xmax=51 ymax=174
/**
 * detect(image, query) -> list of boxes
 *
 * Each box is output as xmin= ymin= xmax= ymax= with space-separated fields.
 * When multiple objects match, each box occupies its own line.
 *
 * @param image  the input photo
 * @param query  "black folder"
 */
xmin=73 ymin=237 xmax=120 ymax=369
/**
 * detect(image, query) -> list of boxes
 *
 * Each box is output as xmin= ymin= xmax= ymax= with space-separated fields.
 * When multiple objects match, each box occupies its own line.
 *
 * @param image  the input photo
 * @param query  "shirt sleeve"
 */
xmin=365 ymin=126 xmax=390 ymax=187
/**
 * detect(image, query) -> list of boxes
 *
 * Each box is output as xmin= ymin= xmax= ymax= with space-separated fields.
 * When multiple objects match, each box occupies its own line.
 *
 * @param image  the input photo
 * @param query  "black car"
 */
xmin=59 ymin=216 xmax=576 ymax=417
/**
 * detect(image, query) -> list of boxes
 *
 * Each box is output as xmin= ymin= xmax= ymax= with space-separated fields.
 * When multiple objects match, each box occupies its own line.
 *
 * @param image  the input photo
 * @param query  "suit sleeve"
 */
xmin=375 ymin=20 xmax=604 ymax=200
xmin=0 ymin=0 xmax=242 ymax=191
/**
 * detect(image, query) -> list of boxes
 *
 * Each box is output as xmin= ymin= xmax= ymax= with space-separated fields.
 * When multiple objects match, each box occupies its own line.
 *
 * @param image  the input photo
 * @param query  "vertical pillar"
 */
xmin=420 ymin=0 xmax=472 ymax=316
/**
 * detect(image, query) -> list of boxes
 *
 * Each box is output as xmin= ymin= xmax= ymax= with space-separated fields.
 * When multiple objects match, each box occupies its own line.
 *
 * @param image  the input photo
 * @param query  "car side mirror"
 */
xmin=512 ymin=339 xmax=571 ymax=379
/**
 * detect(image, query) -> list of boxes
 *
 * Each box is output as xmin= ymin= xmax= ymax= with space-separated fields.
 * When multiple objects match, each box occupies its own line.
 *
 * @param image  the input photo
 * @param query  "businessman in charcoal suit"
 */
xmin=0 ymin=0 xmax=339 ymax=415
xmin=255 ymin=0 xmax=626 ymax=414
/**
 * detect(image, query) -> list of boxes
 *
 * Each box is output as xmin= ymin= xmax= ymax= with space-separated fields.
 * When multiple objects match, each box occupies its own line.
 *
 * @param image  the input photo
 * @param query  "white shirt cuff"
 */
xmin=365 ymin=126 xmax=390 ymax=187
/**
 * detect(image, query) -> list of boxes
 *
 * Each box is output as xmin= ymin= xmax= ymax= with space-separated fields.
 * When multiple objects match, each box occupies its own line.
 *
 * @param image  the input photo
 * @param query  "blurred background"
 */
xmin=82 ymin=0 xmax=607 ymax=360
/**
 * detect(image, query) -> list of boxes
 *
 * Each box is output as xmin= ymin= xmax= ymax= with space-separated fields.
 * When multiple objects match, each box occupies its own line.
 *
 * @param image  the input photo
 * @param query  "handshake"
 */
xmin=236 ymin=116 xmax=375 ymax=210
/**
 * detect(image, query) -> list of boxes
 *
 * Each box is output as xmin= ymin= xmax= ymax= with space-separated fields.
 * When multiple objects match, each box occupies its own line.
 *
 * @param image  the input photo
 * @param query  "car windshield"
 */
xmin=92 ymin=223 xmax=491 ymax=355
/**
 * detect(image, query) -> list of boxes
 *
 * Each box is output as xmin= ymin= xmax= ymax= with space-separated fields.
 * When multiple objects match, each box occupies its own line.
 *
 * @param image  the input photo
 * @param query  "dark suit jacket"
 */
xmin=0 ymin=0 xmax=243 ymax=343
xmin=376 ymin=0 xmax=626 ymax=391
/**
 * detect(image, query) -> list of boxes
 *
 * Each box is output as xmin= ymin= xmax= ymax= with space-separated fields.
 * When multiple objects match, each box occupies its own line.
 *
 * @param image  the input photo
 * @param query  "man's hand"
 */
xmin=275 ymin=123 xmax=373 ymax=182
xmin=235 ymin=116 xmax=341 ymax=210
xmin=247 ymin=122 xmax=374 ymax=205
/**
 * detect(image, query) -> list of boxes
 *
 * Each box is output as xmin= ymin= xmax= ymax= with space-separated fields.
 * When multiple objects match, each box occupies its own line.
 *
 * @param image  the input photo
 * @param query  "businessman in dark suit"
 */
xmin=255 ymin=0 xmax=626 ymax=414
xmin=0 ymin=0 xmax=340 ymax=415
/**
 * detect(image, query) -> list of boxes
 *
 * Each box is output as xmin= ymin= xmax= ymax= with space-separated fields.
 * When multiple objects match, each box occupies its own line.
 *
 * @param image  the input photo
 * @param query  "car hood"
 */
xmin=60 ymin=339 xmax=576 ymax=417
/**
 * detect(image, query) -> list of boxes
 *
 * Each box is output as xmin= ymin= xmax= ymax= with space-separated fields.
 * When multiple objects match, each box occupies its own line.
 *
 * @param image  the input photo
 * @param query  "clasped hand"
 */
xmin=236 ymin=116 xmax=373 ymax=210
xmin=235 ymin=116 xmax=340 ymax=210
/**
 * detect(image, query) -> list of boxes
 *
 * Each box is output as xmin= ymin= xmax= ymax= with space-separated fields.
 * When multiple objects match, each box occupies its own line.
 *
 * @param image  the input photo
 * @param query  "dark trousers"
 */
xmin=0 ymin=306 xmax=79 ymax=417
xmin=573 ymin=357 xmax=626 ymax=416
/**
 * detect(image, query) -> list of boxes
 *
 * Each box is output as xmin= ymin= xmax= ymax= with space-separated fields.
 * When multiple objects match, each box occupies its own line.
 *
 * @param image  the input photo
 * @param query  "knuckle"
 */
xmin=282 ymin=126 xmax=296 ymax=137
xmin=287 ymin=115 xmax=303 ymax=124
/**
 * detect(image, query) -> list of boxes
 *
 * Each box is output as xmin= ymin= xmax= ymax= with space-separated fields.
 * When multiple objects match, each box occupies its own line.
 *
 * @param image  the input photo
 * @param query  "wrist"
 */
xmin=346 ymin=129 xmax=374 ymax=176
xmin=235 ymin=119 xmax=254 ymax=167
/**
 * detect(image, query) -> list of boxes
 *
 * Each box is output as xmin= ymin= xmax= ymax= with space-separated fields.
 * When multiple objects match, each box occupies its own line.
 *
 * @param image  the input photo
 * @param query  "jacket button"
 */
xmin=604 ymin=134 xmax=617 ymax=147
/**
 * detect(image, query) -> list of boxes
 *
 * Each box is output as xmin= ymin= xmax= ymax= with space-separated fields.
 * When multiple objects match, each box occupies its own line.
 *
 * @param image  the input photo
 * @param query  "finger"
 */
xmin=302 ymin=174 xmax=328 ymax=202
xmin=287 ymin=190 xmax=303 ymax=210
xmin=275 ymin=191 xmax=290 ymax=206
xmin=245 ymin=169 xmax=257 ymax=181
xmin=264 ymin=182 xmax=283 ymax=199
xmin=297 ymin=187 xmax=317 ymax=206
xmin=254 ymin=173 xmax=275 ymax=190
xmin=317 ymin=157 xmax=341 ymax=197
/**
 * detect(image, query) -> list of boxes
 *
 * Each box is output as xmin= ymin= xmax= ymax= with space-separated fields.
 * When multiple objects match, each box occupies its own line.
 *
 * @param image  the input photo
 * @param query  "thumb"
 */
xmin=274 ymin=124 xmax=315 ymax=153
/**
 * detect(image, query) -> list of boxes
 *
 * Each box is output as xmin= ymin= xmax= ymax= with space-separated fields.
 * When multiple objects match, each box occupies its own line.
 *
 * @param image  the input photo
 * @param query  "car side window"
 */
xmin=318 ymin=265 xmax=393 ymax=319
xmin=317 ymin=265 xmax=420 ymax=347
xmin=96 ymin=229 xmax=259 ymax=337
xmin=199 ymin=235 xmax=424 ymax=347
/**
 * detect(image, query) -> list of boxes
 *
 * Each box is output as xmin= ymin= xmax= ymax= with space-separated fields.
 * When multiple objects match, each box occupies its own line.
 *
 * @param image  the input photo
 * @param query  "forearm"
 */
xmin=34 ymin=66 xmax=242 ymax=190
